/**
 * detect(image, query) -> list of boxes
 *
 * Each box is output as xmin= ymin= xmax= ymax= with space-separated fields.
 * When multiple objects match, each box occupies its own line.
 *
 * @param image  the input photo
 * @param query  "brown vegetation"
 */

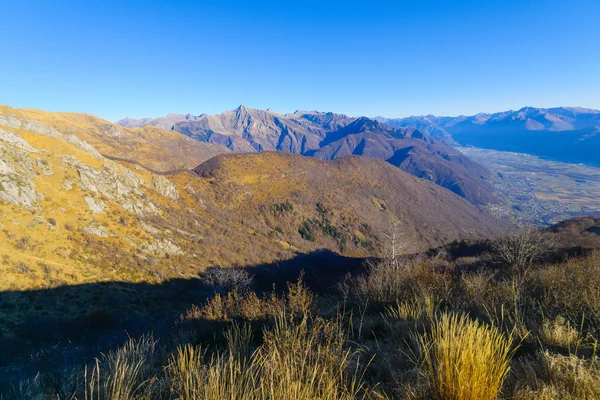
xmin=4 ymin=218 xmax=600 ymax=399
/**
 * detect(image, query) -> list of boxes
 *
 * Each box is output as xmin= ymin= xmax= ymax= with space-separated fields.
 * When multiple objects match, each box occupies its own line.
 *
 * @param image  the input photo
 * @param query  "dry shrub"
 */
xmin=168 ymin=313 xmax=373 ymax=400
xmin=536 ymin=250 xmax=600 ymax=319
xmin=285 ymin=273 xmax=314 ymax=315
xmin=184 ymin=290 xmax=279 ymax=322
xmin=458 ymin=270 xmax=495 ymax=310
xmin=511 ymin=351 xmax=600 ymax=399
xmin=491 ymin=228 xmax=553 ymax=272
xmin=540 ymin=315 xmax=582 ymax=350
xmin=355 ymin=258 xmax=452 ymax=305
xmin=201 ymin=266 xmax=254 ymax=292
xmin=185 ymin=275 xmax=314 ymax=323
xmin=416 ymin=313 xmax=515 ymax=400
xmin=15 ymin=236 xmax=30 ymax=250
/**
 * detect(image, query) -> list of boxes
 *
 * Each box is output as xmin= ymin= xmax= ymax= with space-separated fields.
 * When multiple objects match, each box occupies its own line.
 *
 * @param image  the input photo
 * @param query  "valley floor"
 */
xmin=460 ymin=147 xmax=600 ymax=225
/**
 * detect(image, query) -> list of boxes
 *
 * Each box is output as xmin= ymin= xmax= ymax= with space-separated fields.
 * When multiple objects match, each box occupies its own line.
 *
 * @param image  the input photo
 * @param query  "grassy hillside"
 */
xmin=0 ymin=107 xmax=508 ymax=295
xmin=2 ymin=218 xmax=599 ymax=399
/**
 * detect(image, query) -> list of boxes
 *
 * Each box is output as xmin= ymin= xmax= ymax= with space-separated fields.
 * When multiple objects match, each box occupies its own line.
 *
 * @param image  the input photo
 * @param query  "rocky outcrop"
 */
xmin=59 ymin=155 xmax=158 ymax=215
xmin=84 ymin=197 xmax=108 ymax=214
xmin=0 ymin=139 xmax=39 ymax=209
xmin=0 ymin=128 xmax=38 ymax=152
xmin=152 ymin=175 xmax=179 ymax=200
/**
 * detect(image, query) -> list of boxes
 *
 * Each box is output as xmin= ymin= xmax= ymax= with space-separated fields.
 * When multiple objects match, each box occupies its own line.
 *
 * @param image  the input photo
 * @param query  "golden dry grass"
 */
xmin=417 ymin=313 xmax=515 ymax=400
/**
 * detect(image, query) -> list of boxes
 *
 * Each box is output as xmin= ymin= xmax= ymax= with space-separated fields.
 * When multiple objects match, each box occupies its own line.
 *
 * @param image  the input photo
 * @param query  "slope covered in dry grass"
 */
xmin=4 ymin=219 xmax=600 ymax=399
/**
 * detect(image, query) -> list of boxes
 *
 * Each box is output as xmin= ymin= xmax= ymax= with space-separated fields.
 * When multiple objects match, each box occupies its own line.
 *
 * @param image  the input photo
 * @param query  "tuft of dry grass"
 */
xmin=416 ymin=312 xmax=515 ymax=400
xmin=384 ymin=294 xmax=437 ymax=322
xmin=168 ymin=312 xmax=373 ymax=400
xmin=167 ymin=344 xmax=258 ymax=400
xmin=86 ymin=334 xmax=159 ymax=400
xmin=511 ymin=351 xmax=600 ymax=399
xmin=540 ymin=315 xmax=582 ymax=350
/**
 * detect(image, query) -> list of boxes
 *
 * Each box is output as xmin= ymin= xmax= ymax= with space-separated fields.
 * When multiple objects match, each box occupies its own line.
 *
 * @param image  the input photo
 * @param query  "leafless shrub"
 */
xmin=355 ymin=257 xmax=413 ymax=304
xmin=491 ymin=227 xmax=553 ymax=272
xmin=15 ymin=236 xmax=30 ymax=250
xmin=200 ymin=266 xmax=253 ymax=292
xmin=15 ymin=262 xmax=31 ymax=274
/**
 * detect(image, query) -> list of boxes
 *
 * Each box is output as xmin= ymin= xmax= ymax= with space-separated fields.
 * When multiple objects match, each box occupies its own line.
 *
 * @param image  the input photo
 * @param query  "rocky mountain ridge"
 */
xmin=119 ymin=106 xmax=496 ymax=205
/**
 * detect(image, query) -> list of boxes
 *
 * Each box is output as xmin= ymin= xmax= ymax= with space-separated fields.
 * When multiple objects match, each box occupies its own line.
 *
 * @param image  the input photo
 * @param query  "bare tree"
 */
xmin=491 ymin=227 xmax=553 ymax=273
xmin=380 ymin=220 xmax=411 ymax=269
xmin=353 ymin=220 xmax=415 ymax=303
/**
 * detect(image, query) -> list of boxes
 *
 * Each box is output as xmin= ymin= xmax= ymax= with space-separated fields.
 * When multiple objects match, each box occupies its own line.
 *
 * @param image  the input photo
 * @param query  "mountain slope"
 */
xmin=0 ymin=106 xmax=509 ymax=292
xmin=308 ymin=117 xmax=497 ymax=204
xmin=193 ymin=152 xmax=508 ymax=247
xmin=119 ymin=106 xmax=496 ymax=205
xmin=7 ymin=107 xmax=229 ymax=172
xmin=376 ymin=115 xmax=456 ymax=144
xmin=120 ymin=106 xmax=356 ymax=154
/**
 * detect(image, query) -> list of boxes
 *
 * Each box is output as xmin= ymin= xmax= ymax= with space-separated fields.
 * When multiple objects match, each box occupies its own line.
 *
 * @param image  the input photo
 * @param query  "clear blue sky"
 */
xmin=1 ymin=0 xmax=599 ymax=121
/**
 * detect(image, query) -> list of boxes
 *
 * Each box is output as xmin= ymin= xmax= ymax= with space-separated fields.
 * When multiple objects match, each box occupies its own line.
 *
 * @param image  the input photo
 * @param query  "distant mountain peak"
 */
xmin=350 ymin=116 xmax=380 ymax=130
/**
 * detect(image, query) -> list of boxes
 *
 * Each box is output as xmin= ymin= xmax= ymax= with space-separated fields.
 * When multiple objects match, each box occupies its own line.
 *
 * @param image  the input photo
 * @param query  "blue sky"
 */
xmin=1 ymin=0 xmax=599 ymax=121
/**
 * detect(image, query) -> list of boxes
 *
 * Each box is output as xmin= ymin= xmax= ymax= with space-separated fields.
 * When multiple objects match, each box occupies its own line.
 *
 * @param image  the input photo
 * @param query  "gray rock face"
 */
xmin=83 ymin=224 xmax=111 ymax=237
xmin=145 ymin=239 xmax=182 ymax=256
xmin=0 ymin=141 xmax=39 ymax=209
xmin=0 ymin=128 xmax=38 ymax=152
xmin=59 ymin=155 xmax=158 ymax=215
xmin=84 ymin=196 xmax=108 ymax=214
xmin=100 ymin=124 xmax=129 ymax=138
xmin=152 ymin=175 xmax=179 ymax=200
xmin=0 ymin=114 xmax=63 ymax=139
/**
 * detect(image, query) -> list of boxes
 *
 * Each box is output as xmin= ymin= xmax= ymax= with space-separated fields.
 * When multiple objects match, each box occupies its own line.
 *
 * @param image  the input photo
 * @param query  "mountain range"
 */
xmin=379 ymin=107 xmax=600 ymax=166
xmin=0 ymin=105 xmax=509 ymax=292
xmin=119 ymin=106 xmax=497 ymax=205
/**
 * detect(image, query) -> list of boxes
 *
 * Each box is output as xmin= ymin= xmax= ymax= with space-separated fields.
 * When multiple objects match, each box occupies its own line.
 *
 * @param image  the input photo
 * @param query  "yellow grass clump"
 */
xmin=417 ymin=312 xmax=515 ymax=400
xmin=168 ymin=313 xmax=372 ymax=400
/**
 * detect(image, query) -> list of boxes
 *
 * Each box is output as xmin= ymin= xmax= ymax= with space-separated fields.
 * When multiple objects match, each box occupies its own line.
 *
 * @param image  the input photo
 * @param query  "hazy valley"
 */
xmin=461 ymin=147 xmax=600 ymax=225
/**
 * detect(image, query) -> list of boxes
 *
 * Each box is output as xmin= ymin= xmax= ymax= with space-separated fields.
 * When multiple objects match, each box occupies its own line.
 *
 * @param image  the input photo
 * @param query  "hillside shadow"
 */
xmin=0 ymin=249 xmax=366 ymax=376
